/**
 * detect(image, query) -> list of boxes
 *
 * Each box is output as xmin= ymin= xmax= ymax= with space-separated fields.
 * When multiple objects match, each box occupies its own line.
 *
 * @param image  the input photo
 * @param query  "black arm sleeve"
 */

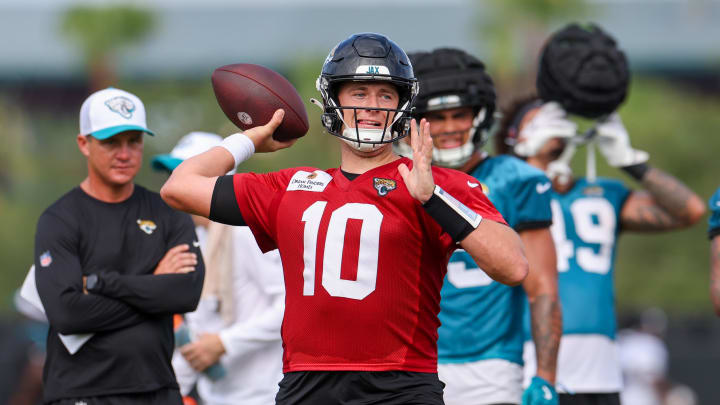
xmin=34 ymin=213 xmax=147 ymax=335
xmin=209 ymin=175 xmax=246 ymax=226
xmin=710 ymin=227 xmax=720 ymax=241
xmin=94 ymin=211 xmax=205 ymax=315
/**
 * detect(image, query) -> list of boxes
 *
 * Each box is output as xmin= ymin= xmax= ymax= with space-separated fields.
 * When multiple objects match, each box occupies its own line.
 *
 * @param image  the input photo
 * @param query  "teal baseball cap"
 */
xmin=152 ymin=132 xmax=229 ymax=173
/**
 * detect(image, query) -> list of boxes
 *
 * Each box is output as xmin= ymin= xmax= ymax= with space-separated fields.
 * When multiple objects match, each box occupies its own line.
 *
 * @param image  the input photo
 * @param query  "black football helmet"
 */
xmin=537 ymin=23 xmax=630 ymax=118
xmin=396 ymin=48 xmax=495 ymax=167
xmin=315 ymin=33 xmax=418 ymax=151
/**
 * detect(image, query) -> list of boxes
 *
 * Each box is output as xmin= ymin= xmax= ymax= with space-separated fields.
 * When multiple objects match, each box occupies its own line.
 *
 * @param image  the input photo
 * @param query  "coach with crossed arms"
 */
xmin=34 ymin=87 xmax=204 ymax=404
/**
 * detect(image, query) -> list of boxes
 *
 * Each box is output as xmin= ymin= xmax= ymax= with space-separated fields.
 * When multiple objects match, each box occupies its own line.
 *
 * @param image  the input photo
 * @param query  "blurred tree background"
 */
xmin=61 ymin=5 xmax=154 ymax=90
xmin=1 ymin=1 xmax=719 ymax=316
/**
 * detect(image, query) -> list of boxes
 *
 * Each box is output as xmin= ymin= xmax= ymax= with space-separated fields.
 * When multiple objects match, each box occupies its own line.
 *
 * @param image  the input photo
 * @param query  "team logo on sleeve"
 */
xmin=136 ymin=219 xmax=157 ymax=235
xmin=39 ymin=251 xmax=52 ymax=267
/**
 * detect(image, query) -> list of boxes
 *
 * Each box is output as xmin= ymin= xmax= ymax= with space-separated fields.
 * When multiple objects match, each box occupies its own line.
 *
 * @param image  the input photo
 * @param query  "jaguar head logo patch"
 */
xmin=137 ymin=219 xmax=157 ymax=235
xmin=373 ymin=177 xmax=397 ymax=196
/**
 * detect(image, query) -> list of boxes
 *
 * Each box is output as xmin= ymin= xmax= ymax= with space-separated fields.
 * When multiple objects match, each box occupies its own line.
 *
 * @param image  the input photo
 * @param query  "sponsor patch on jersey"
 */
xmin=39 ymin=250 xmax=52 ymax=267
xmin=137 ymin=219 xmax=157 ymax=235
xmin=373 ymin=177 xmax=397 ymax=196
xmin=583 ymin=185 xmax=604 ymax=196
xmin=287 ymin=170 xmax=333 ymax=192
xmin=104 ymin=96 xmax=135 ymax=119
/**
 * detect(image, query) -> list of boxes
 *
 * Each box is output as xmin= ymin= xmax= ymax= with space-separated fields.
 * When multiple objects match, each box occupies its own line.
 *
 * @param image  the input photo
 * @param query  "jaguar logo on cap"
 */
xmin=105 ymin=96 xmax=136 ymax=119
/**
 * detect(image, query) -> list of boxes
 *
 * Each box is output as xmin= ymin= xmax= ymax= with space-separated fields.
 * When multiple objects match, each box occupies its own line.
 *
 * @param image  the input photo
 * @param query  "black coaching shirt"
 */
xmin=34 ymin=185 xmax=204 ymax=402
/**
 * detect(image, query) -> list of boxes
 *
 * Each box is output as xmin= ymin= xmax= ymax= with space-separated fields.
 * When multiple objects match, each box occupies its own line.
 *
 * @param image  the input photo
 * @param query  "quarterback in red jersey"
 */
xmin=162 ymin=33 xmax=528 ymax=404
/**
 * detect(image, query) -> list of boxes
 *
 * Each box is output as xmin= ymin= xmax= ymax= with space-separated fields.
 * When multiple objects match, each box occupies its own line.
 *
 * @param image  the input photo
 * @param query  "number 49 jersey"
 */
xmin=227 ymin=157 xmax=506 ymax=373
xmin=535 ymin=177 xmax=631 ymax=339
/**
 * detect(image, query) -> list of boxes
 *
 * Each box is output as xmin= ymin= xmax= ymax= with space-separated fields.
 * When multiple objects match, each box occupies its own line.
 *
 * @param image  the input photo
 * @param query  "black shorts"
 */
xmin=47 ymin=388 xmax=182 ymax=405
xmin=275 ymin=370 xmax=445 ymax=405
xmin=559 ymin=393 xmax=620 ymax=405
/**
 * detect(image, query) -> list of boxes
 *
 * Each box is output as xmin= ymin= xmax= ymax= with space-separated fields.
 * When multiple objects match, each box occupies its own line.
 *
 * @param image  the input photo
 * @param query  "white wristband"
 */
xmin=219 ymin=132 xmax=255 ymax=168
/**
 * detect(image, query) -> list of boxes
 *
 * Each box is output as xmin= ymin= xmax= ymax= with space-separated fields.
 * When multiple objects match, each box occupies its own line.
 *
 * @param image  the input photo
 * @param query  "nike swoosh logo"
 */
xmin=542 ymin=386 xmax=552 ymax=400
xmin=467 ymin=181 xmax=480 ymax=188
xmin=536 ymin=182 xmax=552 ymax=194
xmin=193 ymin=240 xmax=201 ymax=248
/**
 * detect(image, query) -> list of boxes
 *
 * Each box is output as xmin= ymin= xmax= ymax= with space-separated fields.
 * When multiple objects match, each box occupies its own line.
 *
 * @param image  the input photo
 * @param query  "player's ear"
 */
xmin=77 ymin=134 xmax=91 ymax=157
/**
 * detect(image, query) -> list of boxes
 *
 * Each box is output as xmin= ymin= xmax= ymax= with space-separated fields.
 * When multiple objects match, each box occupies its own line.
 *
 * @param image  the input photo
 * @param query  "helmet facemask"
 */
xmin=428 ymin=107 xmax=488 ymax=168
xmin=399 ymin=48 xmax=496 ymax=168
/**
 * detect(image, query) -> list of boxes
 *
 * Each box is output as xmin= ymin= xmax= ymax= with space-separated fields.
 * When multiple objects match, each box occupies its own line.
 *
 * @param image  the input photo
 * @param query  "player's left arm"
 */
xmin=595 ymin=113 xmax=705 ymax=231
xmin=708 ymin=189 xmax=720 ymax=316
xmin=521 ymin=227 xmax=561 ymax=386
xmin=399 ymin=119 xmax=528 ymax=286
xmin=710 ymin=236 xmax=720 ymax=317
xmin=87 ymin=211 xmax=205 ymax=314
xmin=619 ymin=167 xmax=705 ymax=231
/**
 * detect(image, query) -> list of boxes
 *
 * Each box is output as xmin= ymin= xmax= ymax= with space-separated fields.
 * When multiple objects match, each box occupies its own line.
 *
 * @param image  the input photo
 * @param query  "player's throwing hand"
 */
xmin=243 ymin=109 xmax=298 ymax=153
xmin=398 ymin=118 xmax=435 ymax=204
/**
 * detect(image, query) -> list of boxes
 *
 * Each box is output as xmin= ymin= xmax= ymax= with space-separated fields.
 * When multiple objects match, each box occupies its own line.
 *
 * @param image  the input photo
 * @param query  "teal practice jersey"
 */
xmin=708 ymin=186 xmax=720 ymax=240
xmin=438 ymin=155 xmax=552 ymax=365
xmin=524 ymin=177 xmax=631 ymax=341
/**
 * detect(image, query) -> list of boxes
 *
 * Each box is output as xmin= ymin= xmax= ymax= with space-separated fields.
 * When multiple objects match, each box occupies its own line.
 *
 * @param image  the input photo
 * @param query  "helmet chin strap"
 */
xmin=546 ymin=141 xmax=576 ymax=185
xmin=334 ymin=99 xmax=410 ymax=151
xmin=586 ymin=140 xmax=597 ymax=183
xmin=432 ymin=140 xmax=474 ymax=168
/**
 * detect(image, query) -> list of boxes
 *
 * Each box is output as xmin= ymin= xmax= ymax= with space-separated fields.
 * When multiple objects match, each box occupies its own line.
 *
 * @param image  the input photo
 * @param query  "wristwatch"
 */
xmin=85 ymin=274 xmax=100 ymax=293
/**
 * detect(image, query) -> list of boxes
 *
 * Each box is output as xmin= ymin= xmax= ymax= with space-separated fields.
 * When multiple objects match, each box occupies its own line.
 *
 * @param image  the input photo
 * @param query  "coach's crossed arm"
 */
xmin=35 ymin=213 xmax=147 ymax=335
xmin=84 ymin=213 xmax=205 ymax=315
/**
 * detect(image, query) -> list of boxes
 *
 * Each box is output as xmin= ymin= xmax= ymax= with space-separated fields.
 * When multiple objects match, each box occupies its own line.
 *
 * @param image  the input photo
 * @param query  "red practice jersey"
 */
xmin=228 ymin=157 xmax=506 ymax=373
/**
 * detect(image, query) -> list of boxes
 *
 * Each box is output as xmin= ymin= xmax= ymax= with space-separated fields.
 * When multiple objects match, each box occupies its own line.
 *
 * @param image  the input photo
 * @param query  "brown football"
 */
xmin=211 ymin=63 xmax=309 ymax=141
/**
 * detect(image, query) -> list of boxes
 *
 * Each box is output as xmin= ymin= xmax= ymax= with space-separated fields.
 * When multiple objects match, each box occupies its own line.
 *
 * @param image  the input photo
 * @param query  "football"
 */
xmin=211 ymin=63 xmax=310 ymax=141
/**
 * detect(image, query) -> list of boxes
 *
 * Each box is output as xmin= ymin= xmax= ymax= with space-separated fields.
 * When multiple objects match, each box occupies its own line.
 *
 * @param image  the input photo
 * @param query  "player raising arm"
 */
xmin=396 ymin=48 xmax=561 ymax=405
xmin=497 ymin=97 xmax=705 ymax=405
xmin=162 ymin=33 xmax=527 ymax=404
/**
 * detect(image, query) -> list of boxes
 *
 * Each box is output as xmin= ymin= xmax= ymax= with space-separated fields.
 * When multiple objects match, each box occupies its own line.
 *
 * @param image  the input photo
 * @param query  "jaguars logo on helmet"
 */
xmin=394 ymin=48 xmax=496 ymax=168
xmin=314 ymin=33 xmax=418 ymax=152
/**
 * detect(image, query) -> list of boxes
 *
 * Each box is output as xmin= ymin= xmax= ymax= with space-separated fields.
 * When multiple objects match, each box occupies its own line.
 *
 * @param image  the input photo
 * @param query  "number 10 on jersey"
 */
xmin=301 ymin=201 xmax=383 ymax=300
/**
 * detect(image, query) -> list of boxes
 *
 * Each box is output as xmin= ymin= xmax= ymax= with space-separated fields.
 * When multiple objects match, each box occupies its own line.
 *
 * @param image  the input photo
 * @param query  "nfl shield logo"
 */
xmin=40 ymin=251 xmax=52 ymax=267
